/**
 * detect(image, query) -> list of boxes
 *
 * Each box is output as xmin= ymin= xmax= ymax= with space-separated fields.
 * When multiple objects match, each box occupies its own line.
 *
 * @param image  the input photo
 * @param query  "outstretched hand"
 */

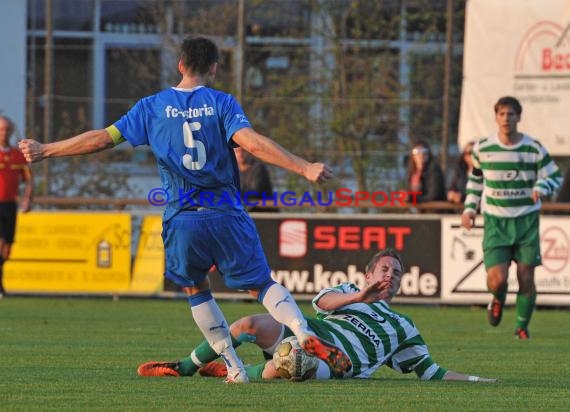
xmin=476 ymin=377 xmax=498 ymax=382
xmin=18 ymin=139 xmax=44 ymax=163
xmin=357 ymin=279 xmax=391 ymax=303
xmin=304 ymin=163 xmax=334 ymax=184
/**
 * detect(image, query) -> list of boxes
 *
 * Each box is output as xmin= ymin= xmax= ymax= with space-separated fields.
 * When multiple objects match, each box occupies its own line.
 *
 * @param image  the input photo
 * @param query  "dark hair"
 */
xmin=0 ymin=115 xmax=14 ymax=137
xmin=407 ymin=140 xmax=433 ymax=178
xmin=365 ymin=248 xmax=404 ymax=274
xmin=456 ymin=141 xmax=475 ymax=172
xmin=180 ymin=36 xmax=219 ymax=76
xmin=494 ymin=96 xmax=522 ymax=116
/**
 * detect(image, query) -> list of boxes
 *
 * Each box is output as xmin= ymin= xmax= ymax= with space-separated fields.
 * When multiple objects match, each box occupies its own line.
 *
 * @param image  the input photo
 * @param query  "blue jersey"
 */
xmin=114 ymin=85 xmax=252 ymax=220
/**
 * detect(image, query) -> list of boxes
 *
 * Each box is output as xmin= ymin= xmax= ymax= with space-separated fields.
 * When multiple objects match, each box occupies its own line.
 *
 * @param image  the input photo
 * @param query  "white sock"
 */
xmin=190 ymin=298 xmax=244 ymax=371
xmin=261 ymin=283 xmax=310 ymax=339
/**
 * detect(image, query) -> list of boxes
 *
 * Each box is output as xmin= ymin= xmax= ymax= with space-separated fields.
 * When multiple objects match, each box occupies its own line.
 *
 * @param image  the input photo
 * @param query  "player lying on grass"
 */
xmin=138 ymin=249 xmax=497 ymax=382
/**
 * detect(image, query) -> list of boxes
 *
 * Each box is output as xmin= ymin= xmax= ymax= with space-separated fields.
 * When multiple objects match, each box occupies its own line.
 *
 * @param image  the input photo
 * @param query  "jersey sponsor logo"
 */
xmin=333 ymin=313 xmax=381 ymax=347
xmin=490 ymin=188 xmax=528 ymax=197
xmin=164 ymin=104 xmax=215 ymax=118
xmin=235 ymin=114 xmax=249 ymax=123
xmin=503 ymin=170 xmax=520 ymax=181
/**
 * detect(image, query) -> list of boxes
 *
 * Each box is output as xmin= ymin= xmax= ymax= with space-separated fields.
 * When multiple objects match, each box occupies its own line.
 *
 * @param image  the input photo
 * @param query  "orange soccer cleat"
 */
xmin=198 ymin=361 xmax=228 ymax=378
xmin=137 ymin=361 xmax=181 ymax=377
xmin=300 ymin=335 xmax=352 ymax=378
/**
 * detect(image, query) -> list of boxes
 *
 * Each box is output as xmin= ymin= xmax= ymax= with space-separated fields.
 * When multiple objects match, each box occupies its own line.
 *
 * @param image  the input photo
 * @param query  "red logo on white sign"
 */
xmin=279 ymin=220 xmax=307 ymax=258
xmin=540 ymin=226 xmax=569 ymax=273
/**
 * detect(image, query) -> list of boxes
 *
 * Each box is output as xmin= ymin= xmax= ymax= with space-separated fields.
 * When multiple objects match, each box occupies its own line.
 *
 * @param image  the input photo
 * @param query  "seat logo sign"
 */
xmin=279 ymin=220 xmax=307 ymax=258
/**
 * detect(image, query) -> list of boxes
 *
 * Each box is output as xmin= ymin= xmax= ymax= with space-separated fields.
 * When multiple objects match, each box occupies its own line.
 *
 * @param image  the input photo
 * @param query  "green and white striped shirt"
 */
xmin=464 ymin=133 xmax=562 ymax=218
xmin=310 ymin=283 xmax=446 ymax=379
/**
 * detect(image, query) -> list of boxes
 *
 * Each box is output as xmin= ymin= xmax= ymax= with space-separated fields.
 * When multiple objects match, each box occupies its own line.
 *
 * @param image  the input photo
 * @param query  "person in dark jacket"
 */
xmin=407 ymin=140 xmax=446 ymax=204
xmin=447 ymin=141 xmax=475 ymax=204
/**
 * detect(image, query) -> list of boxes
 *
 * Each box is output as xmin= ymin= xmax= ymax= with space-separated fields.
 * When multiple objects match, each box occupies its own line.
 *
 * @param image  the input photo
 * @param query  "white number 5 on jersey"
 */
xmin=182 ymin=121 xmax=206 ymax=170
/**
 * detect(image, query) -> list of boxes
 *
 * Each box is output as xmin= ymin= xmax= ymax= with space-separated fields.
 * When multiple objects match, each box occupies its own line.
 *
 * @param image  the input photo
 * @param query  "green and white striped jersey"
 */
xmin=464 ymin=133 xmax=562 ymax=218
xmin=310 ymin=283 xmax=446 ymax=379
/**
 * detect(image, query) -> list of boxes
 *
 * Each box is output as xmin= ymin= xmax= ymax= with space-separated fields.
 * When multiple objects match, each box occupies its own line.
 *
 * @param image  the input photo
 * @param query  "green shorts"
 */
xmin=482 ymin=212 xmax=541 ymax=269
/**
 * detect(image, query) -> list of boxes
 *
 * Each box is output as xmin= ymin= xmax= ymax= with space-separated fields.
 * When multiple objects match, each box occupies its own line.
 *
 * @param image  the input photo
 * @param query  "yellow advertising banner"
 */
xmin=5 ymin=212 xmax=131 ymax=293
xmin=129 ymin=215 xmax=165 ymax=294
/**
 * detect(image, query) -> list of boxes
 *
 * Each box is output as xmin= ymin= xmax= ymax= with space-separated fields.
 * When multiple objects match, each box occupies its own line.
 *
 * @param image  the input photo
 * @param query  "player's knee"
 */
xmin=230 ymin=315 xmax=260 ymax=337
xmin=487 ymin=276 xmax=505 ymax=292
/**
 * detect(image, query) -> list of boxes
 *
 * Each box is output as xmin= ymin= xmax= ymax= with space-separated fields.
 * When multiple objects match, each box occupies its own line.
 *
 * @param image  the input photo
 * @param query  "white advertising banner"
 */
xmin=459 ymin=0 xmax=570 ymax=155
xmin=441 ymin=216 xmax=570 ymax=305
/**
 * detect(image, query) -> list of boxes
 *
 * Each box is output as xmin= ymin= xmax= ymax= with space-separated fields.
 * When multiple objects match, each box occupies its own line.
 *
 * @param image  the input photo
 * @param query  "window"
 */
xmin=100 ymin=0 xmax=161 ymax=33
xmin=247 ymin=0 xmax=311 ymax=38
xmin=105 ymin=47 xmax=161 ymax=124
xmin=28 ymin=0 xmax=94 ymax=31
xmin=27 ymin=37 xmax=93 ymax=139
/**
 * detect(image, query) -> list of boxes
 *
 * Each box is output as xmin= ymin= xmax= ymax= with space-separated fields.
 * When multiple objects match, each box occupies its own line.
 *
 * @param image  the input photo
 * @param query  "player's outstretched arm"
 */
xmin=442 ymin=370 xmax=497 ymax=382
xmin=232 ymin=127 xmax=333 ymax=184
xmin=18 ymin=129 xmax=116 ymax=163
xmin=315 ymin=278 xmax=392 ymax=311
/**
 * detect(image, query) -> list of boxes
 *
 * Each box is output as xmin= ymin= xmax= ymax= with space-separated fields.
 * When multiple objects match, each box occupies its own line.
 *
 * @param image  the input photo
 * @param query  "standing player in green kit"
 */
xmin=461 ymin=96 xmax=562 ymax=339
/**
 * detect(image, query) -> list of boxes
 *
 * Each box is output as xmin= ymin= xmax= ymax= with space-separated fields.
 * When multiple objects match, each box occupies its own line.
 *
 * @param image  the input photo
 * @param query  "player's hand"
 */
xmin=304 ymin=163 xmax=333 ymax=184
xmin=461 ymin=211 xmax=476 ymax=230
xmin=18 ymin=139 xmax=44 ymax=163
xmin=477 ymin=377 xmax=498 ymax=383
xmin=447 ymin=190 xmax=462 ymax=204
xmin=532 ymin=190 xmax=542 ymax=203
xmin=358 ymin=279 xmax=392 ymax=303
xmin=20 ymin=198 xmax=32 ymax=213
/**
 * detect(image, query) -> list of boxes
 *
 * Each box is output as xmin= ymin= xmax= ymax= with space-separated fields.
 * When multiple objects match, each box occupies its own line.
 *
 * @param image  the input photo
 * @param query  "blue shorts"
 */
xmin=162 ymin=209 xmax=271 ymax=290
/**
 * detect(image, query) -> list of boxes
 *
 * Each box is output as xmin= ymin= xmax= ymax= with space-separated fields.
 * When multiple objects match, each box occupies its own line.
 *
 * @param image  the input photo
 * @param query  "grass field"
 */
xmin=1 ymin=297 xmax=569 ymax=411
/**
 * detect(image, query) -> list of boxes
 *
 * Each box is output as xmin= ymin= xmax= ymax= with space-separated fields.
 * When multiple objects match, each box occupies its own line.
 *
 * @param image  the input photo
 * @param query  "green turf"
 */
xmin=1 ymin=297 xmax=569 ymax=411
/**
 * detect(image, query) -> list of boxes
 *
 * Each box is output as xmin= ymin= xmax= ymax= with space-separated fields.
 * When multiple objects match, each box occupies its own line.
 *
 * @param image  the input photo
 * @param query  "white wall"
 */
xmin=0 ymin=0 xmax=27 ymax=139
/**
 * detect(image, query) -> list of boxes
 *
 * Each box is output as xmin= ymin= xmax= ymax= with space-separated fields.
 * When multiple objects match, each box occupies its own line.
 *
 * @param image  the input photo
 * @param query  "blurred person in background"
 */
xmin=407 ymin=140 xmax=446 ymax=206
xmin=0 ymin=115 xmax=33 ymax=297
xmin=447 ymin=141 xmax=475 ymax=204
xmin=461 ymin=96 xmax=562 ymax=340
xmin=234 ymin=147 xmax=277 ymax=212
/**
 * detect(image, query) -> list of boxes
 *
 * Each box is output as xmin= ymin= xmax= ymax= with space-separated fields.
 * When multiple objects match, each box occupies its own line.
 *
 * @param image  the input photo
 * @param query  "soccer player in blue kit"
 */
xmin=18 ymin=36 xmax=351 ymax=383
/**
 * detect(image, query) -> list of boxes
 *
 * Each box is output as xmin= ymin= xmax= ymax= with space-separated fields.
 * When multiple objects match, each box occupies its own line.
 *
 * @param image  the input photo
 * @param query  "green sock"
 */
xmin=515 ymin=292 xmax=536 ymax=329
xmin=178 ymin=333 xmax=257 ymax=376
xmin=245 ymin=363 xmax=266 ymax=380
xmin=177 ymin=336 xmax=240 ymax=376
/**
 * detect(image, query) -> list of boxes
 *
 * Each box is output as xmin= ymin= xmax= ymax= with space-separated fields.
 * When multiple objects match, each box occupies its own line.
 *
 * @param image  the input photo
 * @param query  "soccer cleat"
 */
xmin=198 ymin=362 xmax=228 ymax=378
xmin=137 ymin=361 xmax=181 ymax=377
xmin=224 ymin=368 xmax=249 ymax=384
xmin=487 ymin=298 xmax=503 ymax=327
xmin=514 ymin=327 xmax=530 ymax=340
xmin=300 ymin=335 xmax=352 ymax=378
